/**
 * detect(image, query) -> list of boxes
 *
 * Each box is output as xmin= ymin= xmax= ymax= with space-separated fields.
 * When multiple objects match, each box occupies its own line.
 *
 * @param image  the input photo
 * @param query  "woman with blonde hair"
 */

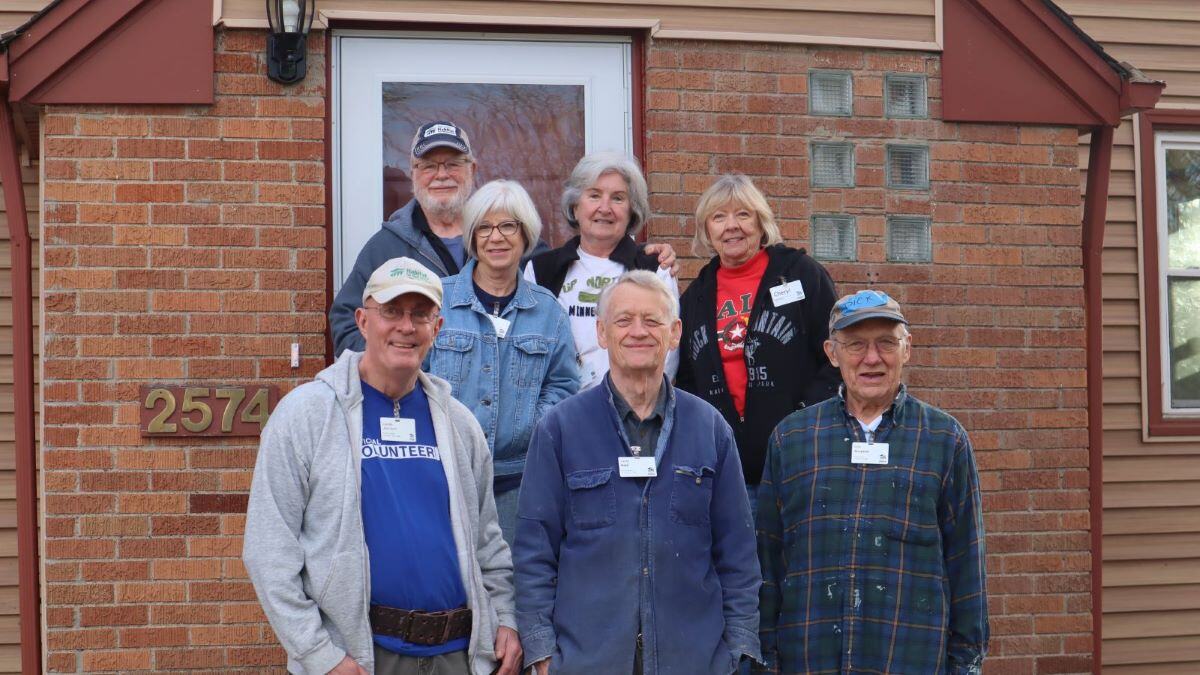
xmin=676 ymin=174 xmax=840 ymax=506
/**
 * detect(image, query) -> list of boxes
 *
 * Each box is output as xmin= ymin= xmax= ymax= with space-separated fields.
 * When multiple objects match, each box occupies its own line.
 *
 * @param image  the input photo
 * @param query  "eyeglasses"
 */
xmin=413 ymin=158 xmax=471 ymax=175
xmin=366 ymin=306 xmax=439 ymax=325
xmin=832 ymin=336 xmax=905 ymax=356
xmin=475 ymin=220 xmax=522 ymax=239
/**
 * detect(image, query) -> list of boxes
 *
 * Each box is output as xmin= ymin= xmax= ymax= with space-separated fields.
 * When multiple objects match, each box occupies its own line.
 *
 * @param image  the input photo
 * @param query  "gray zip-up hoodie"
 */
xmin=243 ymin=350 xmax=515 ymax=674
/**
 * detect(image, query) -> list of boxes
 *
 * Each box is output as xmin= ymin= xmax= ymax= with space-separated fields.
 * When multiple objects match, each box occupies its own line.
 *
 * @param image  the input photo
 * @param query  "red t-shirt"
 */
xmin=715 ymin=248 xmax=768 ymax=417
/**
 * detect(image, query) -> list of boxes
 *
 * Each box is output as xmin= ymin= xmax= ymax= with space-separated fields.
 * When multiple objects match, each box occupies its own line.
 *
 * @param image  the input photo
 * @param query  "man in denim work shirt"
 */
xmin=514 ymin=270 xmax=762 ymax=674
xmin=756 ymin=290 xmax=988 ymax=674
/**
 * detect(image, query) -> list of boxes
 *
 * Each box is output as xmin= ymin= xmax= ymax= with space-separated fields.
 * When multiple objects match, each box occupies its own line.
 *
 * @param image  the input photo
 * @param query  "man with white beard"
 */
xmin=331 ymin=121 xmax=488 ymax=356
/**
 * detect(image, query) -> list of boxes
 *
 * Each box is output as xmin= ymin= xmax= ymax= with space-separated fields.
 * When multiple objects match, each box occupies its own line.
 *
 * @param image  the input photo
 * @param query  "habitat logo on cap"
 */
xmin=363 ymin=257 xmax=443 ymax=308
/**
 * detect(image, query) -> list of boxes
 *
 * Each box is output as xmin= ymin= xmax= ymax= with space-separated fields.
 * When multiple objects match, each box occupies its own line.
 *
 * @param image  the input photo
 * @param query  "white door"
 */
xmin=332 ymin=31 xmax=634 ymax=288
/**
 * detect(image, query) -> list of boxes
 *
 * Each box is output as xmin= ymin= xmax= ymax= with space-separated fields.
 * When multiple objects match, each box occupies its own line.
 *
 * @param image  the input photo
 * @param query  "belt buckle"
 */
xmin=413 ymin=610 xmax=450 ymax=646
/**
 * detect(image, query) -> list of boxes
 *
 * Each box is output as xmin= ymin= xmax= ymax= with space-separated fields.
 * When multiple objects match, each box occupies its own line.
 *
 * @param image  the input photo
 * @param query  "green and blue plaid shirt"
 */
xmin=756 ymin=385 xmax=988 ymax=674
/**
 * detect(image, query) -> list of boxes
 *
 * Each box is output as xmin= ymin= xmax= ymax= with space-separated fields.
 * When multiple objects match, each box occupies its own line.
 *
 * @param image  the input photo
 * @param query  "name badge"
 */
xmin=488 ymin=315 xmax=511 ymax=339
xmin=769 ymin=280 xmax=806 ymax=307
xmin=851 ymin=441 xmax=889 ymax=465
xmin=380 ymin=417 xmax=417 ymax=443
xmin=618 ymin=456 xmax=657 ymax=478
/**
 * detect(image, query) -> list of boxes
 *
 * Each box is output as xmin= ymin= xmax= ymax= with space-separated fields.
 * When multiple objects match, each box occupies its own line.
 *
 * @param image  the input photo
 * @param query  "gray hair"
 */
xmin=596 ymin=270 xmax=679 ymax=323
xmin=561 ymin=152 xmax=650 ymax=237
xmin=462 ymin=180 xmax=543 ymax=259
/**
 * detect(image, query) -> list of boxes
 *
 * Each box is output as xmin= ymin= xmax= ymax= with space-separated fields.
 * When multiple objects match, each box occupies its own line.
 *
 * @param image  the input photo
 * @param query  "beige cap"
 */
xmin=362 ymin=257 xmax=443 ymax=307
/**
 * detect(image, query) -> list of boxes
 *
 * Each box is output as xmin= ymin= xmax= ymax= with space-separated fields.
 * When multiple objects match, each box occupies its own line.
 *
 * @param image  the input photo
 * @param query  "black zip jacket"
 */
xmin=528 ymin=234 xmax=659 ymax=296
xmin=675 ymin=245 xmax=841 ymax=485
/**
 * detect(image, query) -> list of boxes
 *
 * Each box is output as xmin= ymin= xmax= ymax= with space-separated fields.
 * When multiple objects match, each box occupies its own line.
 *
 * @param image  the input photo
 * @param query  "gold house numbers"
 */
xmin=140 ymin=385 xmax=279 ymax=437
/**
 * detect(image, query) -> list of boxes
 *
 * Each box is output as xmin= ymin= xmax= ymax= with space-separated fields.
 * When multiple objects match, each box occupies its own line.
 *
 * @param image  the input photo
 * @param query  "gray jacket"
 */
xmin=330 ymin=200 xmax=456 ymax=357
xmin=242 ymin=350 xmax=515 ymax=674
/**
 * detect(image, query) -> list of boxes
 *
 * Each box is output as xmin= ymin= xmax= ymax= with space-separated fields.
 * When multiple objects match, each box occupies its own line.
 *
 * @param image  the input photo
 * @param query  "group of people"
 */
xmin=244 ymin=120 xmax=989 ymax=674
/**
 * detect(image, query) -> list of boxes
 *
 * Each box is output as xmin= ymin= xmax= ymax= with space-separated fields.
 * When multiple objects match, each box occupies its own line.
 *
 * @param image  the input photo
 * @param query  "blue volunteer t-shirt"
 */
xmin=360 ymin=380 xmax=469 ymax=656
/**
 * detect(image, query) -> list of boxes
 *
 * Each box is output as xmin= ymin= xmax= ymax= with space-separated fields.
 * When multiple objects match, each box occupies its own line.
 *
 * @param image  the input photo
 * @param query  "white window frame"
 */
xmin=1154 ymin=131 xmax=1200 ymax=416
xmin=330 ymin=30 xmax=634 ymax=289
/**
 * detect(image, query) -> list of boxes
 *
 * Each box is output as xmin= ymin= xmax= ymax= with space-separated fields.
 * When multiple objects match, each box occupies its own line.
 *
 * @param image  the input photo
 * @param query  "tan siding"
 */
xmin=1061 ymin=2 xmax=1200 ymax=666
xmin=0 ymin=0 xmax=49 ymax=33
xmin=0 ymin=150 xmax=34 ymax=674
xmin=219 ymin=0 xmax=938 ymax=46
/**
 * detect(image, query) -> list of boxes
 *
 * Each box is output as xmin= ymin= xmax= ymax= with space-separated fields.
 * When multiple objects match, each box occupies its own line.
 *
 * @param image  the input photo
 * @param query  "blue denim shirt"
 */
xmin=426 ymin=261 xmax=580 ymax=480
xmin=514 ymin=378 xmax=762 ymax=674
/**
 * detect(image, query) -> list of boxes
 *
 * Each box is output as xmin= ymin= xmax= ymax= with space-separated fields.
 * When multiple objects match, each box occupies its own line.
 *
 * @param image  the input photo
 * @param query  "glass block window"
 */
xmin=886 ymin=216 xmax=931 ymax=262
xmin=885 ymin=73 xmax=928 ymax=118
xmin=811 ymin=215 xmax=857 ymax=261
xmin=809 ymin=71 xmax=853 ymax=116
xmin=812 ymin=142 xmax=855 ymax=187
xmin=887 ymin=145 xmax=930 ymax=189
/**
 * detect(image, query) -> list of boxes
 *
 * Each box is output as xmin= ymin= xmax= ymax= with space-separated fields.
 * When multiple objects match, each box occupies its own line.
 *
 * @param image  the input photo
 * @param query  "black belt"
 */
xmin=369 ymin=605 xmax=472 ymax=646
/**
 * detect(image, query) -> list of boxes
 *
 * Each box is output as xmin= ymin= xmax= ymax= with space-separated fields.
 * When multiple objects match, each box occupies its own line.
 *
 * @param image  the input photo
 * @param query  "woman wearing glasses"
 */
xmin=525 ymin=152 xmax=679 ymax=390
xmin=427 ymin=180 xmax=580 ymax=545
xmin=675 ymin=174 xmax=841 ymax=510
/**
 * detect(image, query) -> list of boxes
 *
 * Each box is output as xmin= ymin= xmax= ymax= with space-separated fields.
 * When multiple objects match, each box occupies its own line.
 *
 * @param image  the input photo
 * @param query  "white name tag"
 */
xmin=851 ymin=442 xmax=889 ymax=465
xmin=488 ymin=315 xmax=511 ymax=339
xmin=618 ymin=456 xmax=657 ymax=478
xmin=380 ymin=417 xmax=417 ymax=443
xmin=769 ymin=280 xmax=806 ymax=307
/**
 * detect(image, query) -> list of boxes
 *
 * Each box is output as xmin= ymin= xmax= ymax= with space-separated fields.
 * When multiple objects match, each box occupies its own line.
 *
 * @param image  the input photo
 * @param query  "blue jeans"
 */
xmin=494 ymin=485 xmax=519 ymax=549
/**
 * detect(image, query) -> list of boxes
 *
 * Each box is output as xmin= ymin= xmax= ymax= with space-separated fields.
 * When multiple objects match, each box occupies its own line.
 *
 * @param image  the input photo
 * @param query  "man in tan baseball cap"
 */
xmin=245 ymin=256 xmax=521 ymax=675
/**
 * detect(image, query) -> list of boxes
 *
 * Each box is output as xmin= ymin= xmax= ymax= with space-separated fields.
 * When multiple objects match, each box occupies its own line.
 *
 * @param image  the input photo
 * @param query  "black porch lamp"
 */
xmin=266 ymin=0 xmax=316 ymax=84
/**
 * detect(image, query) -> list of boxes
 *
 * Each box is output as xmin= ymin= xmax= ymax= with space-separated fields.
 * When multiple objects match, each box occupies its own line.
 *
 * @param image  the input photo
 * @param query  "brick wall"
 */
xmin=644 ymin=41 xmax=1090 ymax=674
xmin=40 ymin=30 xmax=325 ymax=672
xmin=38 ymin=30 xmax=1091 ymax=674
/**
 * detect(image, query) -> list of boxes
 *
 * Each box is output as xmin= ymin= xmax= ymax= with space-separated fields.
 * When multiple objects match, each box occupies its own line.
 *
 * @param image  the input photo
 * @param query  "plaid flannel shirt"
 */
xmin=756 ymin=385 xmax=988 ymax=674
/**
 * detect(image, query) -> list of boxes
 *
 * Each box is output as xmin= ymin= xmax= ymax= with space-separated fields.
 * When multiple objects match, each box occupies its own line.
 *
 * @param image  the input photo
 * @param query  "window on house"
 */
xmin=1155 ymin=133 xmax=1200 ymax=415
xmin=811 ymin=215 xmax=856 ymax=261
xmin=809 ymin=71 xmax=853 ymax=116
xmin=885 ymin=73 xmax=928 ymax=118
xmin=812 ymin=142 xmax=855 ymax=187
xmin=886 ymin=216 xmax=931 ymax=263
xmin=887 ymin=144 xmax=930 ymax=189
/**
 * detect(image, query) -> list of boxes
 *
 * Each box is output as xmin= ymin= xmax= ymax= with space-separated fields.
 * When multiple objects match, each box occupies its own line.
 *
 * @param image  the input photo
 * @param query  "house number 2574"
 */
xmin=139 ymin=385 xmax=279 ymax=437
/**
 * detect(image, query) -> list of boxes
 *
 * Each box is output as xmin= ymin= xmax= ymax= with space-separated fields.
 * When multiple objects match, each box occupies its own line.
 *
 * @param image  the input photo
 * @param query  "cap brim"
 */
xmin=412 ymin=138 xmax=470 ymax=158
xmin=367 ymin=285 xmax=442 ymax=308
xmin=832 ymin=310 xmax=907 ymax=331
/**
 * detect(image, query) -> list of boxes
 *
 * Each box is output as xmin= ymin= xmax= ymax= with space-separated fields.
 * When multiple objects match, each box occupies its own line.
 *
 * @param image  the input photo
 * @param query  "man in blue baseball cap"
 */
xmin=755 ymin=289 xmax=989 ymax=674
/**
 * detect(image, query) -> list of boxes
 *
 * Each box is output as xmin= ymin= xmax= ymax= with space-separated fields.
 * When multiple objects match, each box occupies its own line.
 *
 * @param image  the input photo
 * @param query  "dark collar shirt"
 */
xmin=756 ymin=384 xmax=988 ymax=674
xmin=607 ymin=372 xmax=669 ymax=460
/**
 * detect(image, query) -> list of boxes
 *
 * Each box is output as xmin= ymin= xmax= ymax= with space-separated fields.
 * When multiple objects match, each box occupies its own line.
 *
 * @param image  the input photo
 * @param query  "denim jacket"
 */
xmin=426 ymin=260 xmax=580 ymax=480
xmin=514 ymin=379 xmax=762 ymax=674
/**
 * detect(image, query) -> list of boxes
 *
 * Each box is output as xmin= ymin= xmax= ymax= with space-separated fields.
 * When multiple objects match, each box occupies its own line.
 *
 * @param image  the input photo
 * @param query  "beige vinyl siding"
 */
xmin=218 ymin=0 xmax=939 ymax=47
xmin=0 ymin=151 xmax=37 ymax=674
xmin=1060 ymin=0 xmax=1200 ymax=671
xmin=0 ymin=1 xmax=49 ymax=34
xmin=1062 ymin=0 xmax=1200 ymax=108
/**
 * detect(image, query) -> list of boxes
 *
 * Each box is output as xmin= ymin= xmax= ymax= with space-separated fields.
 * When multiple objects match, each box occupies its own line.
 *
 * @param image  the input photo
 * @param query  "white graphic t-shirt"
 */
xmin=526 ymin=249 xmax=679 ymax=389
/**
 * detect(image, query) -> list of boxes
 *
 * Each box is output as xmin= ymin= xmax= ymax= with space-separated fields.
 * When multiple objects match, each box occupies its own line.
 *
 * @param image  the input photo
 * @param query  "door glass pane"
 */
xmin=1168 ymin=277 xmax=1200 ymax=409
xmin=383 ymin=83 xmax=585 ymax=246
xmin=1165 ymin=147 xmax=1200 ymax=269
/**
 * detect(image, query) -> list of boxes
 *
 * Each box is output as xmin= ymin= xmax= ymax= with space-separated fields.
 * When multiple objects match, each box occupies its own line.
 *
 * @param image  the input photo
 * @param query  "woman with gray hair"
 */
xmin=525 ymin=151 xmax=679 ymax=389
xmin=427 ymin=179 xmax=580 ymax=546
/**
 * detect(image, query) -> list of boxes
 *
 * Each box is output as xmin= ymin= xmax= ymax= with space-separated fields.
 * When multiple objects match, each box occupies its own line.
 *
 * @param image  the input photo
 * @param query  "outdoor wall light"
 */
xmin=266 ymin=0 xmax=316 ymax=84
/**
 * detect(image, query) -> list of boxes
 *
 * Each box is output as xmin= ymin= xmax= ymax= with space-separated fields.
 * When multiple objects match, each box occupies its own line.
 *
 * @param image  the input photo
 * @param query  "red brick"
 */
xmin=116 ymin=138 xmax=186 ymax=158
